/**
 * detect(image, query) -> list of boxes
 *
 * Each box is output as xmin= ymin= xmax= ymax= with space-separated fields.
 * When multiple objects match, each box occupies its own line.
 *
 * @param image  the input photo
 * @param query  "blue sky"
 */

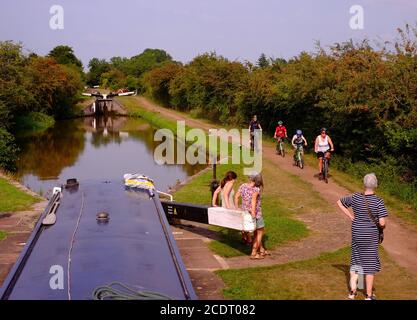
xmin=0 ymin=0 xmax=416 ymax=67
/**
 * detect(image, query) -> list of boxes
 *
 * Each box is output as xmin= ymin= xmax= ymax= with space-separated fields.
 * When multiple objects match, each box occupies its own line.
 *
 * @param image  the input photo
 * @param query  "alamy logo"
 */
xmin=49 ymin=5 xmax=64 ymax=30
xmin=349 ymin=5 xmax=364 ymax=30
xmin=49 ymin=265 xmax=64 ymax=290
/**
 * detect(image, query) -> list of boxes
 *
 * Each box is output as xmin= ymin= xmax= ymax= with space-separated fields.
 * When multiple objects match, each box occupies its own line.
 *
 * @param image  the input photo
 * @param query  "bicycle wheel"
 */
xmin=323 ymin=160 xmax=328 ymax=183
xmin=281 ymin=143 xmax=285 ymax=157
xmin=299 ymin=157 xmax=304 ymax=169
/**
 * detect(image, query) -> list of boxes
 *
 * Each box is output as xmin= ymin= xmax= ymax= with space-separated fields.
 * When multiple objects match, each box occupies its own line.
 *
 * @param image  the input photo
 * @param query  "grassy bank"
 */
xmin=118 ymin=96 xmax=236 ymax=160
xmin=0 ymin=178 xmax=40 ymax=213
xmin=217 ymin=246 xmax=417 ymax=300
xmin=14 ymin=112 xmax=55 ymax=134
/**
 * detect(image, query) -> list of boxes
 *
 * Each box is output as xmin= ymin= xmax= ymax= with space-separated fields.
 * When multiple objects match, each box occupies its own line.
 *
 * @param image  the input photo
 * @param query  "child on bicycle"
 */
xmin=274 ymin=121 xmax=287 ymax=153
xmin=291 ymin=130 xmax=307 ymax=160
xmin=314 ymin=128 xmax=334 ymax=179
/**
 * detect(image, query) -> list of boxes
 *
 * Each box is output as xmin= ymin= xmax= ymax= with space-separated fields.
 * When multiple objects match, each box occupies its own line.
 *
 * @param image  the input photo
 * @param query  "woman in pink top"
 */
xmin=234 ymin=173 xmax=269 ymax=259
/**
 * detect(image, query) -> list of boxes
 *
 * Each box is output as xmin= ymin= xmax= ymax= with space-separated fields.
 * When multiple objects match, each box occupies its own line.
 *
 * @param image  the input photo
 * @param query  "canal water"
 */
xmin=15 ymin=116 xmax=204 ymax=195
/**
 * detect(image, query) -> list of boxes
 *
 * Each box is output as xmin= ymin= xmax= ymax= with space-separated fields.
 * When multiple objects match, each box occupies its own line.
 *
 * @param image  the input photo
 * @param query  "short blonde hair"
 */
xmin=364 ymin=173 xmax=378 ymax=190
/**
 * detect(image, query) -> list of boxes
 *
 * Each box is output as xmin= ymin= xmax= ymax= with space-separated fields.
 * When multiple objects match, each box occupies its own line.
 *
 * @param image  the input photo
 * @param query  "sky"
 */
xmin=0 ymin=0 xmax=416 ymax=68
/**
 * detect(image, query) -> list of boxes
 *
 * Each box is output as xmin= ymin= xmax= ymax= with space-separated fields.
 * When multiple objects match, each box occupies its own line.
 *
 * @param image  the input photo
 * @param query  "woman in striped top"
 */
xmin=337 ymin=173 xmax=388 ymax=300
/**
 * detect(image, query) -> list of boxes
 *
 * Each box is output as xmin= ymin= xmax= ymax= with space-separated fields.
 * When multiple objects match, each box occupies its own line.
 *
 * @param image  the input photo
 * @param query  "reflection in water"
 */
xmin=15 ymin=116 xmax=205 ymax=194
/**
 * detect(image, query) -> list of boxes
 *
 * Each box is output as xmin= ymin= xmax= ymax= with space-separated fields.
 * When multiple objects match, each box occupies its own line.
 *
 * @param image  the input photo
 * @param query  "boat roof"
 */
xmin=0 ymin=180 xmax=196 ymax=300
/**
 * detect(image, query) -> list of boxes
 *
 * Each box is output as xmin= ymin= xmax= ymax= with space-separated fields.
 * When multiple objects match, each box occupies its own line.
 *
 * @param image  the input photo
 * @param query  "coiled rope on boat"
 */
xmin=92 ymin=281 xmax=173 ymax=300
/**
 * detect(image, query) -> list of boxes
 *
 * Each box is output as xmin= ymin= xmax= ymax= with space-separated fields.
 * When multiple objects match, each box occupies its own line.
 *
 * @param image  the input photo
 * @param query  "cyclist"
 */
xmin=249 ymin=115 xmax=262 ymax=150
xmin=274 ymin=120 xmax=287 ymax=153
xmin=291 ymin=129 xmax=307 ymax=161
xmin=314 ymin=128 xmax=334 ymax=179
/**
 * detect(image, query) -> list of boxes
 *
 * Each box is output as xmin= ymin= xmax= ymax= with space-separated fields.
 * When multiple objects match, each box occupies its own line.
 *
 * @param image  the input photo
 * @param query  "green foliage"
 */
xmin=86 ymin=48 xmax=173 ymax=89
xmin=333 ymin=155 xmax=417 ymax=211
xmin=15 ymin=112 xmax=55 ymax=133
xmin=257 ymin=53 xmax=270 ymax=68
xmin=127 ymin=48 xmax=173 ymax=77
xmin=48 ymin=45 xmax=83 ymax=69
xmin=86 ymin=58 xmax=110 ymax=86
xmin=0 ymin=41 xmax=83 ymax=170
xmin=100 ymin=68 xmax=126 ymax=90
xmin=143 ymin=62 xmax=183 ymax=104
xmin=0 ymin=128 xmax=18 ymax=171
xmin=168 ymin=53 xmax=248 ymax=123
xmin=0 ymin=41 xmax=34 ymax=119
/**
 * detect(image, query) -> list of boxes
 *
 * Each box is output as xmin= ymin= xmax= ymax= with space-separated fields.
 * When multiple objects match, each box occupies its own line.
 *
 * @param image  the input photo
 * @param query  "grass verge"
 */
xmin=0 ymin=178 xmax=39 ymax=212
xmin=217 ymin=246 xmax=417 ymax=300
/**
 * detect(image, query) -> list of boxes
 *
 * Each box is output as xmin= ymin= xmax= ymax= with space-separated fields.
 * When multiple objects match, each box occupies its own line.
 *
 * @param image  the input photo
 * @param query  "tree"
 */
xmin=127 ymin=48 xmax=173 ymax=77
xmin=257 ymin=53 xmax=270 ymax=68
xmin=100 ymin=68 xmax=127 ymax=90
xmin=86 ymin=58 xmax=110 ymax=86
xmin=0 ymin=41 xmax=34 ymax=121
xmin=48 ymin=45 xmax=83 ymax=69
xmin=143 ymin=62 xmax=183 ymax=104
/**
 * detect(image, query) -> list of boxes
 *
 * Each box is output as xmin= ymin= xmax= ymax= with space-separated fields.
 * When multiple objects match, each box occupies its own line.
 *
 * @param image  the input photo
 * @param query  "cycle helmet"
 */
xmin=278 ymin=121 xmax=283 ymax=125
xmin=296 ymin=130 xmax=302 ymax=136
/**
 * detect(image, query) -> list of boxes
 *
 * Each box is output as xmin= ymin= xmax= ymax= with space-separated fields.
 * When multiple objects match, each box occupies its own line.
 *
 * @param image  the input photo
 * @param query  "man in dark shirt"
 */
xmin=249 ymin=115 xmax=262 ymax=132
xmin=249 ymin=115 xmax=262 ymax=150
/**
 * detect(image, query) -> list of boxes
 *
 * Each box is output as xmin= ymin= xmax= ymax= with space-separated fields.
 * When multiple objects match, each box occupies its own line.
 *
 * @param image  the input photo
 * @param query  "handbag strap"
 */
xmin=362 ymin=194 xmax=380 ymax=229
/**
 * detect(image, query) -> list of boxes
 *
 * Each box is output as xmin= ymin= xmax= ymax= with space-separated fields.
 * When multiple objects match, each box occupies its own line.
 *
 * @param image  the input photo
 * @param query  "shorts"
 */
xmin=256 ymin=216 xmax=265 ymax=229
xmin=317 ymin=151 xmax=325 ymax=159
xmin=317 ymin=151 xmax=331 ymax=159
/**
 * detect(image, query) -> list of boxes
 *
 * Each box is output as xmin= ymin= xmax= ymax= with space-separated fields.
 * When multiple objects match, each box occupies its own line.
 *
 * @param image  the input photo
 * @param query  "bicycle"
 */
xmin=250 ymin=132 xmax=254 ymax=151
xmin=275 ymin=137 xmax=285 ymax=157
xmin=250 ymin=129 xmax=262 ymax=152
xmin=293 ymin=144 xmax=304 ymax=169
xmin=321 ymin=149 xmax=332 ymax=183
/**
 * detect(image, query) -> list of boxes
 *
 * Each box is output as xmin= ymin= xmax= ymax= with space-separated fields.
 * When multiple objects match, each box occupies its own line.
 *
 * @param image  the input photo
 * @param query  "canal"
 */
xmin=15 ymin=116 xmax=204 ymax=195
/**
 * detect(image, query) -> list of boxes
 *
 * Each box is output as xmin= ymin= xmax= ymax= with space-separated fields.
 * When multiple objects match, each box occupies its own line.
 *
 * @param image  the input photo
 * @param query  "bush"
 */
xmin=0 ymin=128 xmax=18 ymax=171
xmin=14 ymin=112 xmax=55 ymax=133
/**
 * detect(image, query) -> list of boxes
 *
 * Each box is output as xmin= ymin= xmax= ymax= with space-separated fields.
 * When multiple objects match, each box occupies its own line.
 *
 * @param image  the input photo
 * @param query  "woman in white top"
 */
xmin=212 ymin=171 xmax=252 ymax=244
xmin=212 ymin=171 xmax=237 ymax=209
xmin=314 ymin=128 xmax=334 ymax=178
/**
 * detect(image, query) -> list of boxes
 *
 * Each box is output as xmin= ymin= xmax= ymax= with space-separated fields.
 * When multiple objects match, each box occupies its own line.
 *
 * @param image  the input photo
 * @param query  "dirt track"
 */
xmin=131 ymin=96 xmax=417 ymax=279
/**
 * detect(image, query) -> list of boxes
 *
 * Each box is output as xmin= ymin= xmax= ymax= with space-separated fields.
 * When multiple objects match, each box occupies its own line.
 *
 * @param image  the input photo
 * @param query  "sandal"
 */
xmin=259 ymin=249 xmax=271 ymax=256
xmin=347 ymin=290 xmax=357 ymax=300
xmin=250 ymin=253 xmax=264 ymax=260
